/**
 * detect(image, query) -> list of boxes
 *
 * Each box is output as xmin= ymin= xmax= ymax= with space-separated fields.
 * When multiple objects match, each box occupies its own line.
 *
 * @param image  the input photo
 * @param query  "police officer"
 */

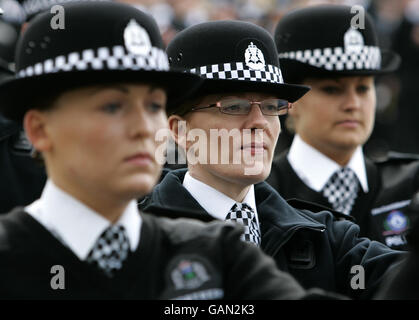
xmin=0 ymin=1 xmax=108 ymax=214
xmin=267 ymin=4 xmax=419 ymax=250
xmin=0 ymin=1 xmax=329 ymax=300
xmin=139 ymin=19 xmax=404 ymax=299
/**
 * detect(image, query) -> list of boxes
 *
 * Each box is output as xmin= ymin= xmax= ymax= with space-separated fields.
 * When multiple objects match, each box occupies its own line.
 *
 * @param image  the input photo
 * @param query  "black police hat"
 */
xmin=167 ymin=20 xmax=310 ymax=107
xmin=274 ymin=5 xmax=401 ymax=81
xmin=0 ymin=1 xmax=202 ymax=121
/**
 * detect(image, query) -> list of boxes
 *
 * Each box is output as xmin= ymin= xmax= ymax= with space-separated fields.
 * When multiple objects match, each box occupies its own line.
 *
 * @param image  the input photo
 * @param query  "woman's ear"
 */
xmin=168 ymin=114 xmax=189 ymax=151
xmin=23 ymin=110 xmax=52 ymax=153
xmin=286 ymin=101 xmax=300 ymax=134
xmin=288 ymin=101 xmax=299 ymax=117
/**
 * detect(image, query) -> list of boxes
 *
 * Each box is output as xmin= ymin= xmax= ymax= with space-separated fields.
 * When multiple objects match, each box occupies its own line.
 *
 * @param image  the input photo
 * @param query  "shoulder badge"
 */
xmin=171 ymin=259 xmax=210 ymax=290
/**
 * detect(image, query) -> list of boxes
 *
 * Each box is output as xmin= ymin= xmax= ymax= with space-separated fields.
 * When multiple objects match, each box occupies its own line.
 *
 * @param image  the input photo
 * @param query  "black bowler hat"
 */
xmin=0 ymin=1 xmax=202 ymax=121
xmin=274 ymin=5 xmax=401 ymax=81
xmin=19 ymin=0 xmax=110 ymax=21
xmin=166 ymin=20 xmax=310 ymax=110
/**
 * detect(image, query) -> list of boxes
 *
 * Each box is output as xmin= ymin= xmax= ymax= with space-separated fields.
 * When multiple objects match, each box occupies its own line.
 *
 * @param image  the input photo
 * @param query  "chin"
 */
xmin=335 ymin=137 xmax=363 ymax=150
xmin=120 ymin=174 xmax=159 ymax=199
xmin=228 ymin=163 xmax=270 ymax=185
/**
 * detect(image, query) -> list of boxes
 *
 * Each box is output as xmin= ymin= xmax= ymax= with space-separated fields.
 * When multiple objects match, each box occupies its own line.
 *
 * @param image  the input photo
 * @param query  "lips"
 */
xmin=241 ymin=143 xmax=267 ymax=155
xmin=336 ymin=119 xmax=361 ymax=128
xmin=124 ymin=152 xmax=153 ymax=166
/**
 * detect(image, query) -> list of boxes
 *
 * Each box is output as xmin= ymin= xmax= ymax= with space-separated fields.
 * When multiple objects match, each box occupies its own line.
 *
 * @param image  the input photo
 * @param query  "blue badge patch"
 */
xmin=384 ymin=210 xmax=409 ymax=232
xmin=171 ymin=259 xmax=210 ymax=290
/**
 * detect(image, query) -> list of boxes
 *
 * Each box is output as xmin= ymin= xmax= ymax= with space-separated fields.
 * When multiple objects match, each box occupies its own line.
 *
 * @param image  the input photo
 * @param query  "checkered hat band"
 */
xmin=22 ymin=0 xmax=109 ymax=17
xmin=189 ymin=63 xmax=284 ymax=84
xmin=279 ymin=46 xmax=381 ymax=71
xmin=17 ymin=45 xmax=169 ymax=78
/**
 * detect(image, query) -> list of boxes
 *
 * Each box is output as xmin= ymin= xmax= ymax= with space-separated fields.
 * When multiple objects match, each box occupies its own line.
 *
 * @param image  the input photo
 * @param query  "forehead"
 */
xmin=60 ymin=83 xmax=166 ymax=101
xmin=37 ymin=83 xmax=167 ymax=116
xmin=304 ymin=75 xmax=375 ymax=84
xmin=87 ymin=83 xmax=167 ymax=94
xmin=199 ymin=91 xmax=278 ymax=103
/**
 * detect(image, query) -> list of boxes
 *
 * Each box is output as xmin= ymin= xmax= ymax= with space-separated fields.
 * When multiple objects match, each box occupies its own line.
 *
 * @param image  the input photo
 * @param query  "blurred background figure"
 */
xmin=0 ymin=0 xmax=46 ymax=214
xmin=0 ymin=0 xmax=24 ymax=73
xmin=387 ymin=0 xmax=419 ymax=154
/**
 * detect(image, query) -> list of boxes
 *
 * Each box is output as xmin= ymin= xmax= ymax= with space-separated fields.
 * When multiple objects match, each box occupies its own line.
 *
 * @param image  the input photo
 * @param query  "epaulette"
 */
xmin=139 ymin=203 xmax=216 ymax=223
xmin=371 ymin=151 xmax=419 ymax=164
xmin=286 ymin=198 xmax=355 ymax=222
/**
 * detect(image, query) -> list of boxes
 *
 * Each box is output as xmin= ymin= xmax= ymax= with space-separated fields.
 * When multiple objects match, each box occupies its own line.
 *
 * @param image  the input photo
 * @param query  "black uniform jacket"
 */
xmin=266 ymin=150 xmax=419 ymax=250
xmin=139 ymin=168 xmax=405 ymax=299
xmin=0 ymin=117 xmax=46 ymax=213
xmin=0 ymin=207 xmax=339 ymax=300
xmin=374 ymin=216 xmax=419 ymax=299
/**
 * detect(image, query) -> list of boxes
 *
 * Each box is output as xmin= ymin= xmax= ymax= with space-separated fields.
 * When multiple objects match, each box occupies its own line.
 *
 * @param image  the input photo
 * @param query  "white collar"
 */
xmin=287 ymin=135 xmax=369 ymax=192
xmin=25 ymin=180 xmax=142 ymax=260
xmin=183 ymin=171 xmax=258 ymax=222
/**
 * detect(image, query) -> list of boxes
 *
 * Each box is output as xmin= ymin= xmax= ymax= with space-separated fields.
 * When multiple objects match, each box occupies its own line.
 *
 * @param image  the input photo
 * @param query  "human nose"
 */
xmin=128 ymin=103 xmax=155 ymax=138
xmin=245 ymin=102 xmax=268 ymax=130
xmin=342 ymin=88 xmax=362 ymax=112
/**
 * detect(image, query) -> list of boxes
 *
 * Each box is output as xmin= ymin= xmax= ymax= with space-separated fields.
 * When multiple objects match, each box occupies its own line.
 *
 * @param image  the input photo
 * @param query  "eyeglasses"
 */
xmin=190 ymin=98 xmax=291 ymax=116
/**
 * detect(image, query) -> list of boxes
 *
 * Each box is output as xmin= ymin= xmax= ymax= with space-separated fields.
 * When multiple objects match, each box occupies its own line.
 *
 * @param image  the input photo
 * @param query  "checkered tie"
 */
xmin=86 ymin=225 xmax=130 ymax=277
xmin=225 ymin=203 xmax=261 ymax=246
xmin=322 ymin=167 xmax=359 ymax=215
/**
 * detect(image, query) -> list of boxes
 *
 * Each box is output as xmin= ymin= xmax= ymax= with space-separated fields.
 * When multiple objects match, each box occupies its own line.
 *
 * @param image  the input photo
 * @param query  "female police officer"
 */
xmin=0 ymin=2 xmax=315 ymax=300
xmin=267 ymin=4 xmax=419 ymax=250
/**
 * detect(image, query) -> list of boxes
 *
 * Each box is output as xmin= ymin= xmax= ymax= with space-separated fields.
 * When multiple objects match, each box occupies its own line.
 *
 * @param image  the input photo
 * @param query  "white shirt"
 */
xmin=183 ymin=171 xmax=260 ymax=225
xmin=25 ymin=180 xmax=142 ymax=261
xmin=287 ymin=135 xmax=369 ymax=193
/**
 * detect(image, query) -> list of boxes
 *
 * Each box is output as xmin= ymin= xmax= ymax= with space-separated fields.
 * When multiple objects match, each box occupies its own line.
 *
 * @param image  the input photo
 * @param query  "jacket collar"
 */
xmin=152 ymin=168 xmax=326 ymax=230
xmin=150 ymin=168 xmax=212 ymax=219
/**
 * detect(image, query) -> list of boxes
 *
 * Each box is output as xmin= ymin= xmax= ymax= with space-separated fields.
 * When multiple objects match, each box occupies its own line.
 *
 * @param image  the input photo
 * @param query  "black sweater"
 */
xmin=0 ymin=208 xmax=311 ymax=300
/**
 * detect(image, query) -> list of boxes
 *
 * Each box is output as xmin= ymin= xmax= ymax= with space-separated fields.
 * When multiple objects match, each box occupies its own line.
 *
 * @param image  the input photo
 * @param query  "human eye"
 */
xmin=262 ymin=99 xmax=288 ymax=115
xmin=320 ymin=85 xmax=342 ymax=95
xmin=264 ymin=102 xmax=278 ymax=111
xmin=221 ymin=100 xmax=248 ymax=113
xmin=100 ymin=102 xmax=123 ymax=114
xmin=146 ymin=101 xmax=165 ymax=114
xmin=357 ymin=84 xmax=370 ymax=94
